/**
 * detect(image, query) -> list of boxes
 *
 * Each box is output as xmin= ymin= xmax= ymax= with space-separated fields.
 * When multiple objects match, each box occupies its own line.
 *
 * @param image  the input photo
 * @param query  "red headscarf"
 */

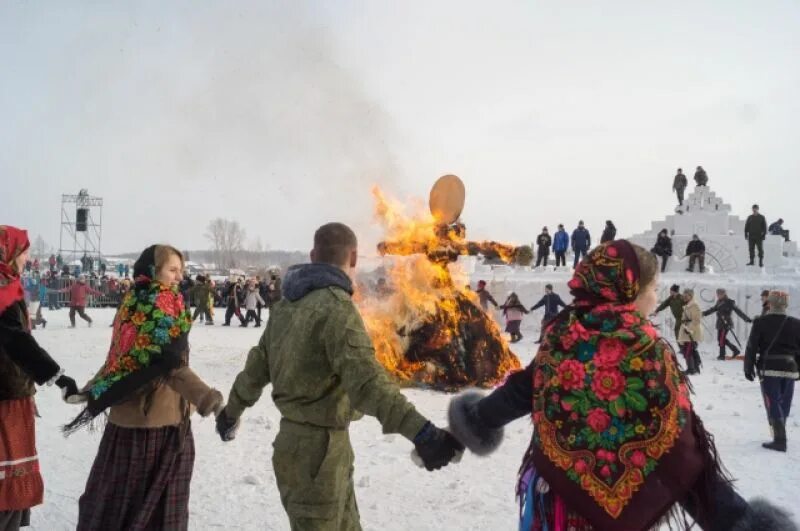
xmin=0 ymin=225 xmax=30 ymax=315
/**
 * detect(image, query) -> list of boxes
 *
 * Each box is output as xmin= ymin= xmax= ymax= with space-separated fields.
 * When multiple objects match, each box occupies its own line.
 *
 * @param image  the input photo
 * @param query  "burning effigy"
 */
xmin=359 ymin=175 xmax=522 ymax=391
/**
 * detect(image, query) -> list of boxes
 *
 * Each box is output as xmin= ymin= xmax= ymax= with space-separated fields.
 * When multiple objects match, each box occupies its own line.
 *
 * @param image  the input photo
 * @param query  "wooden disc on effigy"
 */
xmin=429 ymin=174 xmax=465 ymax=224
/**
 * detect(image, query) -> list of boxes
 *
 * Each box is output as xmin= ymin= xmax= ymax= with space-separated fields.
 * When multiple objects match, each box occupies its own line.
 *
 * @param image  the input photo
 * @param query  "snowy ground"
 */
xmin=27 ymin=308 xmax=800 ymax=530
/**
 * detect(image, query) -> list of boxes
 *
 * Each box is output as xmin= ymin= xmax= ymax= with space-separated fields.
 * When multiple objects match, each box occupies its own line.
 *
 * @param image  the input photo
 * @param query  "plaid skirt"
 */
xmin=77 ymin=423 xmax=195 ymax=531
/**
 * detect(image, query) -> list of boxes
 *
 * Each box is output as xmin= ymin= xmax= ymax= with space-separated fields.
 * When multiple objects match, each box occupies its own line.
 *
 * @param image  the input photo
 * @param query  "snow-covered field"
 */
xmin=27 ymin=308 xmax=800 ymax=530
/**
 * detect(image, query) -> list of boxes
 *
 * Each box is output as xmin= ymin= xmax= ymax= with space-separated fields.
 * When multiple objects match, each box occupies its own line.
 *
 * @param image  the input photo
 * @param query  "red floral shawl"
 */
xmin=527 ymin=241 xmax=703 ymax=530
xmin=0 ymin=226 xmax=29 ymax=316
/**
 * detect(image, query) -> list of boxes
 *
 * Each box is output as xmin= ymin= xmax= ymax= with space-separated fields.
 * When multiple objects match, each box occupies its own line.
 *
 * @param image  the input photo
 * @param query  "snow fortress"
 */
xmin=468 ymin=185 xmax=800 ymax=349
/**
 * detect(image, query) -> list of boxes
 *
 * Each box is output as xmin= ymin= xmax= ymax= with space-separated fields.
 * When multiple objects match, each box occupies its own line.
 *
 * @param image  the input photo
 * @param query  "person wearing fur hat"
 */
xmin=745 ymin=290 xmax=800 ymax=453
xmin=679 ymin=289 xmax=703 ymax=375
xmin=448 ymin=240 xmax=797 ymax=530
xmin=66 ymin=245 xmax=224 ymax=531
xmin=0 ymin=226 xmax=80 ymax=530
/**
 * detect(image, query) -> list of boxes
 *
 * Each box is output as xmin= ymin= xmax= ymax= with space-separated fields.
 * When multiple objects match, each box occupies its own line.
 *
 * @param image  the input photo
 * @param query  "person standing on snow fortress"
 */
xmin=215 ymin=222 xmax=464 ymax=531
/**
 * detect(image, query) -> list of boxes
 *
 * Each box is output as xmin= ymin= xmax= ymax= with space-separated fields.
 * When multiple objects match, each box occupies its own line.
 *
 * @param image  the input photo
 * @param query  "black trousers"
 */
xmin=535 ymin=251 xmax=549 ymax=267
xmin=225 ymin=305 xmax=244 ymax=325
xmin=192 ymin=306 xmax=212 ymax=322
xmin=554 ymin=251 xmax=566 ymax=267
xmin=244 ymin=309 xmax=260 ymax=326
xmin=69 ymin=306 xmax=92 ymax=326
xmin=257 ymin=301 xmax=264 ymax=320
xmin=748 ymin=239 xmax=764 ymax=262
xmin=676 ymin=188 xmax=685 ymax=205
xmin=656 ymin=253 xmax=669 ymax=272
xmin=717 ymin=328 xmax=739 ymax=358
xmin=573 ymin=248 xmax=587 ymax=268
xmin=688 ymin=253 xmax=705 ymax=272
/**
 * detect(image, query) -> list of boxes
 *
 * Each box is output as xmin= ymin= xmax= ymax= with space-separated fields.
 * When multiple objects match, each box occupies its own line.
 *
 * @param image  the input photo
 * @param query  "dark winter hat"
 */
xmin=670 ymin=284 xmax=680 ymax=293
xmin=133 ymin=245 xmax=158 ymax=281
xmin=752 ymin=204 xmax=759 ymax=210
xmin=767 ymin=290 xmax=788 ymax=313
xmin=761 ymin=290 xmax=770 ymax=297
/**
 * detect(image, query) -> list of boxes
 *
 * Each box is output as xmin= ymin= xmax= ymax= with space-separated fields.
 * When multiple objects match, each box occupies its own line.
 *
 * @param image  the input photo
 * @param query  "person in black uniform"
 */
xmin=744 ymin=291 xmax=800 ymax=452
xmin=703 ymin=288 xmax=752 ymax=360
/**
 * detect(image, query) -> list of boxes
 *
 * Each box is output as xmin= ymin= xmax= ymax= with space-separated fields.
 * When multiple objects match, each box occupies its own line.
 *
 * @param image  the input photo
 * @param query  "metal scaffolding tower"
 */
xmin=59 ymin=189 xmax=103 ymax=272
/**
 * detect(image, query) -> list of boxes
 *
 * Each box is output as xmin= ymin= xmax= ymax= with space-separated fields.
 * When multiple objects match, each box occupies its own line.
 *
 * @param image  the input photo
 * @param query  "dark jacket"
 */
xmin=477 ymin=288 xmax=498 ymax=310
xmin=227 ymin=283 xmax=243 ymax=307
xmin=553 ymin=230 xmax=569 ymax=253
xmin=652 ymin=235 xmax=673 ymax=257
xmin=673 ymin=173 xmax=688 ymax=190
xmin=686 ymin=240 xmax=706 ymax=256
xmin=694 ymin=168 xmax=708 ymax=186
xmin=0 ymin=300 xmax=61 ymax=400
xmin=571 ymin=227 xmax=591 ymax=251
xmin=768 ymin=221 xmax=784 ymax=236
xmin=744 ymin=314 xmax=800 ymax=379
xmin=703 ymin=297 xmax=751 ymax=330
xmin=744 ymin=214 xmax=767 ymax=242
xmin=531 ymin=293 xmax=567 ymax=320
xmin=536 ymin=233 xmax=552 ymax=253
xmin=600 ymin=224 xmax=616 ymax=244
xmin=655 ymin=295 xmax=685 ymax=322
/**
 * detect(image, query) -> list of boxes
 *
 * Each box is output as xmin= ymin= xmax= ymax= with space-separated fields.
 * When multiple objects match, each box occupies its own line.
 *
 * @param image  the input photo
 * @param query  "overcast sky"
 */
xmin=2 ymin=1 xmax=799 ymax=256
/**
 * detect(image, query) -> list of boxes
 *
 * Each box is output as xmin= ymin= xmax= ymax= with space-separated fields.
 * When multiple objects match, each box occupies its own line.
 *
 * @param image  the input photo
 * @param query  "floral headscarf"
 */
xmin=525 ymin=241 xmax=698 ymax=529
xmin=0 ymin=225 xmax=30 ymax=315
xmin=65 ymin=245 xmax=192 ymax=433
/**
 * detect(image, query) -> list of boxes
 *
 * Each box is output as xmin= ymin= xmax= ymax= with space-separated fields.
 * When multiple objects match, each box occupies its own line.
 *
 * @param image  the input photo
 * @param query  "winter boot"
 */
xmin=746 ymin=260 xmax=755 ymax=266
xmin=759 ymin=257 xmax=764 ymax=268
xmin=693 ymin=349 xmax=703 ymax=373
xmin=762 ymin=419 xmax=787 ymax=452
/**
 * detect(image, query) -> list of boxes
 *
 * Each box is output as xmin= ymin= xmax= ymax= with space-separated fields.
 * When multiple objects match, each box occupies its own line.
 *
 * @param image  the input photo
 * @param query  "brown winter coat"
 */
xmin=83 ymin=365 xmax=223 ymax=428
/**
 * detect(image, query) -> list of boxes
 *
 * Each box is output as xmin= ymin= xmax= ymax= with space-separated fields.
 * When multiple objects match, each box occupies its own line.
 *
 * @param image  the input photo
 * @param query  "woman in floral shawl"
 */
xmin=448 ymin=241 xmax=796 ymax=530
xmin=67 ymin=245 xmax=224 ymax=531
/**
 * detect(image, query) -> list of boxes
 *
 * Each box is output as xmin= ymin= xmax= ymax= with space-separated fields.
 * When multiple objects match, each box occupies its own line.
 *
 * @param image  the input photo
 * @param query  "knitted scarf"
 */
xmin=0 ymin=226 xmax=29 ymax=316
xmin=65 ymin=247 xmax=192 ymax=433
xmin=522 ymin=241 xmax=712 ymax=530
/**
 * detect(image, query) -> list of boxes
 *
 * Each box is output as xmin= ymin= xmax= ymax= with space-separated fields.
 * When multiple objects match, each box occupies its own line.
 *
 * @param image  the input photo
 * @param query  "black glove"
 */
xmin=744 ymin=363 xmax=756 ymax=382
xmin=215 ymin=407 xmax=240 ymax=442
xmin=55 ymin=375 xmax=80 ymax=402
xmin=413 ymin=422 xmax=465 ymax=471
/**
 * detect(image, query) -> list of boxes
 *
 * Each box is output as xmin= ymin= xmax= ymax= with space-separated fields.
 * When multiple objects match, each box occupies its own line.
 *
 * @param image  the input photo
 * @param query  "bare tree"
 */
xmin=205 ymin=218 xmax=246 ymax=270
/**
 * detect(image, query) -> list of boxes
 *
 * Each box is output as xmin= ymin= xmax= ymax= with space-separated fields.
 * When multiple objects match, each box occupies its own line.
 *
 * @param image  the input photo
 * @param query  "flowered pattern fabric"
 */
xmin=87 ymin=281 xmax=192 ymax=400
xmin=530 ymin=242 xmax=691 ymax=519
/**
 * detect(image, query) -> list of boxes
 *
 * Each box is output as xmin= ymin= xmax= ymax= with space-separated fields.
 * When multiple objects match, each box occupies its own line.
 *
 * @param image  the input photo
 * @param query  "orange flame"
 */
xmin=359 ymin=186 xmax=521 ymax=390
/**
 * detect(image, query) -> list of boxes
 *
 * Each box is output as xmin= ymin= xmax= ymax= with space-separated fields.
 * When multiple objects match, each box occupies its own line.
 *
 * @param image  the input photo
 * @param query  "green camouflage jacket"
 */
xmin=226 ymin=263 xmax=427 ymax=441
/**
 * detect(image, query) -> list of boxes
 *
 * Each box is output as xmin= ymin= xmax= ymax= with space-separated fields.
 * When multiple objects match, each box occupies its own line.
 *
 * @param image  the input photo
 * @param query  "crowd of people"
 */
xmin=3 ymin=213 xmax=799 ymax=531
